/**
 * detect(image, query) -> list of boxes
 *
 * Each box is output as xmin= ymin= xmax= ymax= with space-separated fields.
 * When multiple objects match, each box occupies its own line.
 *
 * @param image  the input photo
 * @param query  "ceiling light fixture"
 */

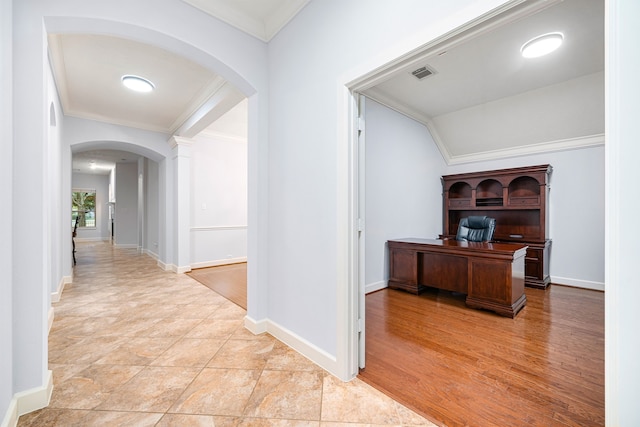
xmin=121 ymin=75 xmax=155 ymax=93
xmin=520 ymin=32 xmax=564 ymax=58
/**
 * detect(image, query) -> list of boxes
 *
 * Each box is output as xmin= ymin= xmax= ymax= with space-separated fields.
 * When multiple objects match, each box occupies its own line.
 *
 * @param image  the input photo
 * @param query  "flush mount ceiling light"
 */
xmin=521 ymin=32 xmax=564 ymax=58
xmin=121 ymin=75 xmax=155 ymax=93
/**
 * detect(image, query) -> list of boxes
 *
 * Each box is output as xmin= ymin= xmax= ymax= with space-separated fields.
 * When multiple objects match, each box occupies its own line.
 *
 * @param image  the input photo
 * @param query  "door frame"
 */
xmin=341 ymin=0 xmax=561 ymax=379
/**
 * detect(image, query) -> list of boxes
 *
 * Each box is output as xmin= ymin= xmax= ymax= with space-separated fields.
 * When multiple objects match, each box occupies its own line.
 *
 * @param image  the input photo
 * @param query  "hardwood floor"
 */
xmin=187 ymin=263 xmax=247 ymax=309
xmin=358 ymin=285 xmax=604 ymax=427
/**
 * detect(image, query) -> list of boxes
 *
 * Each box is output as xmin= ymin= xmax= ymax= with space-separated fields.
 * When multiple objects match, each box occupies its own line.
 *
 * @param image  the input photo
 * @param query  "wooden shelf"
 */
xmin=442 ymin=164 xmax=552 ymax=288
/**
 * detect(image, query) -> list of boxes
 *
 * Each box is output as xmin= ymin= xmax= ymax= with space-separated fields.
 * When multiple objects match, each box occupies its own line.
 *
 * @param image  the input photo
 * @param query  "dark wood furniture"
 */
xmin=442 ymin=164 xmax=552 ymax=289
xmin=388 ymin=238 xmax=527 ymax=317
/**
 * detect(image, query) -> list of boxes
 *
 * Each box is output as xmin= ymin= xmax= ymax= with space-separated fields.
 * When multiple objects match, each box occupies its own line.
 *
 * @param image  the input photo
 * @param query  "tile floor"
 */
xmin=18 ymin=242 xmax=438 ymax=426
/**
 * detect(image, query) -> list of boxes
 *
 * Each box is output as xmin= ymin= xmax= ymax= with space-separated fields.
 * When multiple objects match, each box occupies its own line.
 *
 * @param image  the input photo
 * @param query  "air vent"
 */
xmin=411 ymin=66 xmax=435 ymax=80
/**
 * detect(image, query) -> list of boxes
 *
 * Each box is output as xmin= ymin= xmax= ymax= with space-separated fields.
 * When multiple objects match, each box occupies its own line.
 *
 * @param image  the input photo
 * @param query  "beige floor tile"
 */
xmin=185 ymin=318 xmax=244 ymax=339
xmin=243 ymin=370 xmax=324 ymax=420
xmin=320 ymin=375 xmax=402 ymax=425
xmin=144 ymin=317 xmax=205 ymax=338
xmin=156 ymin=413 xmax=240 ymax=427
xmin=151 ymin=338 xmax=226 ymax=367
xmin=208 ymin=301 xmax=247 ymax=320
xmin=96 ymin=366 xmax=201 ymax=412
xmin=207 ymin=338 xmax=276 ymax=370
xmin=94 ymin=337 xmax=178 ymax=365
xmin=17 ymin=408 xmax=163 ymax=427
xmin=49 ymin=364 xmax=145 ymax=409
xmin=48 ymin=335 xmax=126 ymax=365
xmin=169 ymin=368 xmax=261 ymax=416
xmin=238 ymin=419 xmax=320 ymax=426
xmin=263 ymin=341 xmax=323 ymax=372
xmin=20 ymin=242 xmax=435 ymax=427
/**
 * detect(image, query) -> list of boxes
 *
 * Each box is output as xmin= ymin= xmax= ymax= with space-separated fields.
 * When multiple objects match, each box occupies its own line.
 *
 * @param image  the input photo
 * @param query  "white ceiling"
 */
xmin=57 ymin=0 xmax=603 ymax=174
xmin=366 ymin=0 xmax=603 ymax=119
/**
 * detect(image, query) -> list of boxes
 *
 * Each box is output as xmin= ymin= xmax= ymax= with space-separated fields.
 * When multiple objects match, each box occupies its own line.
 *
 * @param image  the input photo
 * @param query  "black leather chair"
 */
xmin=456 ymin=216 xmax=496 ymax=242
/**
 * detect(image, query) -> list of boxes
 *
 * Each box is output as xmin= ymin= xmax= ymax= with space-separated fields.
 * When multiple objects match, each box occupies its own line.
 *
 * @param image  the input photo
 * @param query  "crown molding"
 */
xmin=182 ymin=0 xmax=310 ymax=42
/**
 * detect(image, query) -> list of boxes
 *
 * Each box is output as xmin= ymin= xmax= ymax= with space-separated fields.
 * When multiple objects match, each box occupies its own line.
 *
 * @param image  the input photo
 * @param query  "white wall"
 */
xmin=144 ymin=158 xmax=160 ymax=258
xmin=114 ymin=163 xmax=139 ymax=247
xmin=71 ymin=173 xmax=111 ymax=241
xmin=190 ymin=131 xmax=247 ymax=267
xmin=267 ymin=0 xmax=511 ymax=364
xmin=47 ymin=61 xmax=65 ymax=298
xmin=606 ymin=0 xmax=640 ymax=424
xmin=0 ymin=0 xmax=13 ymax=421
xmin=364 ymin=99 xmax=446 ymax=293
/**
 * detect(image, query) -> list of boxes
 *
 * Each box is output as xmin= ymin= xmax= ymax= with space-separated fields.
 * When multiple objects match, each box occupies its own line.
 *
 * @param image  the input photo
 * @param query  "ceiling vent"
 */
xmin=411 ymin=66 xmax=435 ymax=80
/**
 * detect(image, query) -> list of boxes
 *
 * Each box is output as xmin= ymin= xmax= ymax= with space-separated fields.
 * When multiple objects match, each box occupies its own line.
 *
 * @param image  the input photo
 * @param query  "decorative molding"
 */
xmin=365 ymin=281 xmax=387 ymax=294
xmin=244 ymin=316 xmax=268 ymax=334
xmin=446 ymin=134 xmax=606 ymax=165
xmin=157 ymin=260 xmax=172 ymax=271
xmin=191 ymin=257 xmax=247 ymax=270
xmin=74 ymin=237 xmax=109 ymax=243
xmin=113 ymin=243 xmax=138 ymax=249
xmin=1 ymin=398 xmax=17 ymax=427
xmin=190 ymin=225 xmax=247 ymax=232
xmin=176 ymin=265 xmax=192 ymax=274
xmin=143 ymin=248 xmax=159 ymax=261
xmin=168 ymin=135 xmax=194 ymax=149
xmin=181 ymin=0 xmax=311 ymax=42
xmin=243 ymin=316 xmax=340 ymax=379
xmin=196 ymin=129 xmax=247 ymax=144
xmin=48 ymin=307 xmax=54 ymax=334
xmin=14 ymin=370 xmax=53 ymax=417
xmin=551 ymin=276 xmax=605 ymax=292
xmin=51 ymin=276 xmax=71 ymax=303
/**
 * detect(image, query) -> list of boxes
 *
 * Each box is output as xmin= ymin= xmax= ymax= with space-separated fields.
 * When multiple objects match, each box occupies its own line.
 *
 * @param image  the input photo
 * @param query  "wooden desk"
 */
xmin=388 ymin=238 xmax=527 ymax=317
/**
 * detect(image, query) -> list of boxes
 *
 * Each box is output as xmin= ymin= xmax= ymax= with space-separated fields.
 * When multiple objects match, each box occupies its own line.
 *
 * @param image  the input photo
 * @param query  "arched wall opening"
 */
xmin=45 ymin=15 xmax=267 ymax=326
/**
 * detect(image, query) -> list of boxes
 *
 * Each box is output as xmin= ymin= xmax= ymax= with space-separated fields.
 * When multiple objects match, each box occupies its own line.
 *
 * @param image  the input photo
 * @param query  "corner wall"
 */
xmin=0 ymin=0 xmax=14 ymax=422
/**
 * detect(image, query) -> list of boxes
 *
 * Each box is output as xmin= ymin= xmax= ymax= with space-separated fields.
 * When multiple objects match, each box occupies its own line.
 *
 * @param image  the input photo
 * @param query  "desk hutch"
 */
xmin=441 ymin=164 xmax=552 ymax=289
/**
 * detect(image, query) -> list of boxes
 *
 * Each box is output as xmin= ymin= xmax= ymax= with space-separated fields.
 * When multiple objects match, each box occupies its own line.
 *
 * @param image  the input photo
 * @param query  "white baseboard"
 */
xmin=157 ymin=260 xmax=171 ymax=271
xmin=48 ymin=307 xmax=54 ymax=334
xmin=176 ymin=265 xmax=192 ymax=274
xmin=10 ymin=370 xmax=53 ymax=419
xmin=551 ymin=276 xmax=605 ymax=291
xmin=191 ymin=257 xmax=247 ymax=270
xmin=143 ymin=249 xmax=159 ymax=261
xmin=51 ymin=276 xmax=71 ymax=303
xmin=244 ymin=315 xmax=268 ymax=334
xmin=243 ymin=316 xmax=340 ymax=379
xmin=365 ymin=280 xmax=387 ymax=294
xmin=0 ymin=398 xmax=17 ymax=427
xmin=74 ymin=237 xmax=109 ymax=242
xmin=156 ymin=261 xmax=190 ymax=274
xmin=113 ymin=243 xmax=138 ymax=249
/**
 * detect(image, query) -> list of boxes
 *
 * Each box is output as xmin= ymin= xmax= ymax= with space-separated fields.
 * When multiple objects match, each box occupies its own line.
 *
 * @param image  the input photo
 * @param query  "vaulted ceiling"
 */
xmin=57 ymin=0 xmax=603 ymax=173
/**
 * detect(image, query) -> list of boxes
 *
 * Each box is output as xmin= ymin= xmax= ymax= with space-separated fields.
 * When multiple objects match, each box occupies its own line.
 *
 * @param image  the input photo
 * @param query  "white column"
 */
xmin=169 ymin=136 xmax=193 ymax=273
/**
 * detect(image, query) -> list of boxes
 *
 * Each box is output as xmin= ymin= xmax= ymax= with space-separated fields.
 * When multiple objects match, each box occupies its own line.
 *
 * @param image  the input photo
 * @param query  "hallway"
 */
xmin=18 ymin=242 xmax=436 ymax=426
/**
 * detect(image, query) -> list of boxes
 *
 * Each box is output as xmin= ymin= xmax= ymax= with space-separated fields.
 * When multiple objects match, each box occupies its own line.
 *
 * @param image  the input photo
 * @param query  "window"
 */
xmin=72 ymin=189 xmax=96 ymax=228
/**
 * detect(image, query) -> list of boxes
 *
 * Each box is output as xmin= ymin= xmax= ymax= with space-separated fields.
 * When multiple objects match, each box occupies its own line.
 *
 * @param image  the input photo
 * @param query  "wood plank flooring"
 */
xmin=358 ymin=285 xmax=605 ymax=427
xmin=187 ymin=263 xmax=247 ymax=309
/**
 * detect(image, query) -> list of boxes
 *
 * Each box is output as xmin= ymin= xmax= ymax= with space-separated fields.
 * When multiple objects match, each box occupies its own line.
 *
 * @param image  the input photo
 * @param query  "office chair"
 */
xmin=456 ymin=215 xmax=496 ymax=242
